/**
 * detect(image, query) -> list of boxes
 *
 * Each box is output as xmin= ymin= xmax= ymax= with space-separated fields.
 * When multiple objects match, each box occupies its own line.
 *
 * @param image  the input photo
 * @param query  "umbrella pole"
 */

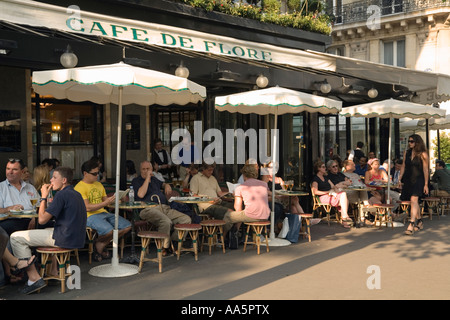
xmin=88 ymin=86 xmax=139 ymax=277
xmin=270 ymin=110 xmax=277 ymax=240
xmin=387 ymin=117 xmax=392 ymax=204
xmin=268 ymin=108 xmax=290 ymax=247
xmin=112 ymin=87 xmax=123 ymax=267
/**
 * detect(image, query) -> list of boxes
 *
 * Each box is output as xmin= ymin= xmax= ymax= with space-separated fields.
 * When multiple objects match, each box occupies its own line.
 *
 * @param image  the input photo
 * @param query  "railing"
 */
xmin=327 ymin=0 xmax=450 ymax=25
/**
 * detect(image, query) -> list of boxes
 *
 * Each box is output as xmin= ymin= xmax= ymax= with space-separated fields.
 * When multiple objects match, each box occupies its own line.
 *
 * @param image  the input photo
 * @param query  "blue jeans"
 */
xmin=87 ymin=212 xmax=131 ymax=236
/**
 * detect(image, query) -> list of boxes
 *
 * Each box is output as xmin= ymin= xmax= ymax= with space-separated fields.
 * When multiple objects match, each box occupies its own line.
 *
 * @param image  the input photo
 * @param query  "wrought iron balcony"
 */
xmin=327 ymin=0 xmax=450 ymax=25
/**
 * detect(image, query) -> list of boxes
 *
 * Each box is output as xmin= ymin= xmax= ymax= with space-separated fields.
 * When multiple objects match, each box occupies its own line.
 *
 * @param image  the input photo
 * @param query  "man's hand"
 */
xmin=41 ymin=183 xmax=52 ymax=199
xmin=164 ymin=183 xmax=172 ymax=198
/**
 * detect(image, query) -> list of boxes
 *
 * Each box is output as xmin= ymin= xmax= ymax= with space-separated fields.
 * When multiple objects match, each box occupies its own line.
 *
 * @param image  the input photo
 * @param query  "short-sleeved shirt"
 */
xmin=0 ymin=180 xmax=40 ymax=210
xmin=74 ymin=180 xmax=107 ymax=217
xmin=234 ymin=178 xmax=270 ymax=220
xmin=131 ymin=175 xmax=168 ymax=204
xmin=46 ymin=185 xmax=87 ymax=249
xmin=327 ymin=172 xmax=347 ymax=186
xmin=189 ymin=173 xmax=222 ymax=211
xmin=312 ymin=175 xmax=332 ymax=192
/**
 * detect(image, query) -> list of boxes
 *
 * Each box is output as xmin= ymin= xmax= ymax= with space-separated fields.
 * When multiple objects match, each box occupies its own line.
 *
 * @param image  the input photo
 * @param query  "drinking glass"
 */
xmin=30 ymin=198 xmax=38 ymax=211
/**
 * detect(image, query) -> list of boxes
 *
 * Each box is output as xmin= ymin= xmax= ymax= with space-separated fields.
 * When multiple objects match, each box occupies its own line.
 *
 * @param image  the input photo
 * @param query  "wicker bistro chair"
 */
xmin=421 ymin=197 xmax=441 ymax=220
xmin=36 ymin=247 xmax=78 ymax=293
xmin=311 ymin=187 xmax=340 ymax=226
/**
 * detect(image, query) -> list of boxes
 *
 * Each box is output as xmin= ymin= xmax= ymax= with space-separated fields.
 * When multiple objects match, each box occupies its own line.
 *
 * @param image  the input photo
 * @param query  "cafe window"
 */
xmin=31 ymin=97 xmax=102 ymax=178
xmin=35 ymin=103 xmax=95 ymax=144
xmin=126 ymin=114 xmax=140 ymax=150
xmin=0 ymin=110 xmax=21 ymax=152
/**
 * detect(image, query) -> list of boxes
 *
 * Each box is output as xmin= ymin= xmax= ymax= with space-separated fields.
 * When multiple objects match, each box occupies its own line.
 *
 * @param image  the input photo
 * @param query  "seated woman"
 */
xmin=365 ymin=158 xmax=400 ymax=210
xmin=223 ymin=164 xmax=271 ymax=235
xmin=311 ymin=160 xmax=352 ymax=228
xmin=260 ymin=161 xmax=305 ymax=216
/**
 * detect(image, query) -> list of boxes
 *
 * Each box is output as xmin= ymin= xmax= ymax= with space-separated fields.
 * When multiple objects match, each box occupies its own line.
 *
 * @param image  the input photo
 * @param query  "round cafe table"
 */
xmin=107 ymin=201 xmax=158 ymax=264
xmin=171 ymin=196 xmax=215 ymax=218
xmin=344 ymin=186 xmax=375 ymax=225
xmin=275 ymin=189 xmax=309 ymax=213
xmin=7 ymin=210 xmax=38 ymax=219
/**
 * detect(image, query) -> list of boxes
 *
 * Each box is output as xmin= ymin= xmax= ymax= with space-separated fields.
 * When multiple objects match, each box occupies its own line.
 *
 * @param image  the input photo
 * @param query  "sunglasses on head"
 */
xmin=9 ymin=158 xmax=22 ymax=163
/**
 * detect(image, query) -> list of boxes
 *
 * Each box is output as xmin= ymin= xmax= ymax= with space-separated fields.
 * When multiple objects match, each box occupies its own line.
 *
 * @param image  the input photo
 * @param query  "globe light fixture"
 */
xmin=256 ymin=74 xmax=269 ymax=88
xmin=175 ymin=61 xmax=189 ymax=78
xmin=368 ymin=87 xmax=378 ymax=98
xmin=320 ymin=79 xmax=332 ymax=94
xmin=60 ymin=45 xmax=78 ymax=68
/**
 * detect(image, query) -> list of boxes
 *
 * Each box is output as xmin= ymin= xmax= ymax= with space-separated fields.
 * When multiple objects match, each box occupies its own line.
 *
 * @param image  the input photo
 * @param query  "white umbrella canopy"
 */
xmin=215 ymin=86 xmax=342 ymax=245
xmin=427 ymin=114 xmax=450 ymax=130
xmin=32 ymin=62 xmax=206 ymax=277
xmin=215 ymin=86 xmax=342 ymax=115
xmin=341 ymin=98 xmax=446 ymax=203
xmin=32 ymin=62 xmax=206 ymax=106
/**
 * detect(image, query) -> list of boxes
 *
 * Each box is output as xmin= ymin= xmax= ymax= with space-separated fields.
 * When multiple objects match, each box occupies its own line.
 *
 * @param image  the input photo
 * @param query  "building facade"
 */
xmin=327 ymin=0 xmax=450 ymax=159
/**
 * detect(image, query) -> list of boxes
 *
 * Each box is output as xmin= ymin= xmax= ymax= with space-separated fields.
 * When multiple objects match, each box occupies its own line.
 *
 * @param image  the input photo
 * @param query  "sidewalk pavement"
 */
xmin=1 ymin=216 xmax=449 ymax=301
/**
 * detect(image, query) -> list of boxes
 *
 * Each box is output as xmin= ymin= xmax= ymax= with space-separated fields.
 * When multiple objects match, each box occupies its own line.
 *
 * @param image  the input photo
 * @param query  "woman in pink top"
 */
xmin=223 ymin=164 xmax=270 ymax=234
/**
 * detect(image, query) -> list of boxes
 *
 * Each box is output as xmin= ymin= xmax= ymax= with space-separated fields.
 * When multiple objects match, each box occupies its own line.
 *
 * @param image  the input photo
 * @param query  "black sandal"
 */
xmin=404 ymin=221 xmax=415 ymax=235
xmin=93 ymin=249 xmax=103 ymax=262
xmin=11 ymin=256 xmax=36 ymax=276
xmin=414 ymin=219 xmax=423 ymax=231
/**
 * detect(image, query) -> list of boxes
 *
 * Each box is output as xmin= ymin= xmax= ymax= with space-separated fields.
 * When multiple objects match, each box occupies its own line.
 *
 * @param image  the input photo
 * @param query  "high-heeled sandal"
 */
xmin=404 ymin=221 xmax=415 ymax=235
xmin=414 ymin=219 xmax=423 ymax=231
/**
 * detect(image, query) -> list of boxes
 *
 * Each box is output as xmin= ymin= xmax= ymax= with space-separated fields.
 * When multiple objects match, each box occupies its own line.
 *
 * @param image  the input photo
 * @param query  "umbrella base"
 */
xmin=89 ymin=263 xmax=139 ymax=278
xmin=261 ymin=237 xmax=291 ymax=247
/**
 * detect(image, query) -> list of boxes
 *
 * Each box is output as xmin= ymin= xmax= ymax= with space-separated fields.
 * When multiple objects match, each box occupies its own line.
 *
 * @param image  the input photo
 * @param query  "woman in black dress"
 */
xmin=400 ymin=134 xmax=429 ymax=235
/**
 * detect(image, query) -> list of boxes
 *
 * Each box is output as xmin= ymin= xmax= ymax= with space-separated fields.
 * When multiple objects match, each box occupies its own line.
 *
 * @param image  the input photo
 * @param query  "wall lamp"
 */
xmin=59 ymin=45 xmax=78 ymax=68
xmin=316 ymin=79 xmax=331 ymax=94
xmin=368 ymin=87 xmax=378 ymax=98
xmin=256 ymin=74 xmax=269 ymax=88
xmin=175 ymin=61 xmax=189 ymax=78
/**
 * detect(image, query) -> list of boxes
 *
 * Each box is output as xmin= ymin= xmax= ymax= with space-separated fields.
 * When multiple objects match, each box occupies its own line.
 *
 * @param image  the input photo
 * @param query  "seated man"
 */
xmin=0 ymin=159 xmax=40 ymax=235
xmin=132 ymin=161 xmax=191 ymax=256
xmin=75 ymin=158 xmax=131 ymax=262
xmin=431 ymin=160 xmax=450 ymax=197
xmin=354 ymin=156 xmax=369 ymax=177
xmin=189 ymin=162 xmax=234 ymax=219
xmin=10 ymin=167 xmax=87 ymax=294
xmin=223 ymin=164 xmax=270 ymax=236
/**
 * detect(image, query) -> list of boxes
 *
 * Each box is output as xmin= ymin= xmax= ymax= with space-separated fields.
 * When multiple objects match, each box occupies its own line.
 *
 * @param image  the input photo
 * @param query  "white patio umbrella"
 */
xmin=32 ymin=62 xmax=206 ymax=277
xmin=428 ymin=114 xmax=450 ymax=130
xmin=215 ymin=86 xmax=342 ymax=246
xmin=341 ymin=98 xmax=446 ymax=201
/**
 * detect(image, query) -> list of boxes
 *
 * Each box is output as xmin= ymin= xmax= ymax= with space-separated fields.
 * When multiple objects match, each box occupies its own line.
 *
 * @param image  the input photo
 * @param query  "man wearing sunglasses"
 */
xmin=74 ymin=158 xmax=131 ymax=262
xmin=0 ymin=159 xmax=40 ymax=234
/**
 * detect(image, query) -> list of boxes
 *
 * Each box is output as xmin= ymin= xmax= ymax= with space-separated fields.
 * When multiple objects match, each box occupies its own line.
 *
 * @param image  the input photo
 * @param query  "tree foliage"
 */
xmin=432 ymin=132 xmax=450 ymax=163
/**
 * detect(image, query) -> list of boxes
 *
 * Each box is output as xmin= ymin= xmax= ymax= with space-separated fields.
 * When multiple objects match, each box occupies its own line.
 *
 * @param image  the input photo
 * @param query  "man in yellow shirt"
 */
xmin=75 ymin=158 xmax=131 ymax=262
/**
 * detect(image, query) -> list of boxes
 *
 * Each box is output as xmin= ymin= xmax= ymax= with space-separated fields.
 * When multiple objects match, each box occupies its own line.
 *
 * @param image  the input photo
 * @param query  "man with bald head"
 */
xmin=131 ymin=161 xmax=191 ymax=256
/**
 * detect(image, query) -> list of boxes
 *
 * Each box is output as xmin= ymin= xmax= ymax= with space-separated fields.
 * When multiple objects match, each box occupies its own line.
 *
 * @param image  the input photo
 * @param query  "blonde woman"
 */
xmin=33 ymin=165 xmax=50 ymax=196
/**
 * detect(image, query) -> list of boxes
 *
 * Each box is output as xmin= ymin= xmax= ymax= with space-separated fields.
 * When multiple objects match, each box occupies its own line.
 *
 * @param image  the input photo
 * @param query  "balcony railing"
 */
xmin=327 ymin=0 xmax=450 ymax=25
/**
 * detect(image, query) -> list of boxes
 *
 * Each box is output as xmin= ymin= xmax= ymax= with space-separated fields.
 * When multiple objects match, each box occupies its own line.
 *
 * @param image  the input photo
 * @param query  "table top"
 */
xmin=4 ymin=210 xmax=38 ymax=219
xmin=275 ymin=190 xmax=309 ymax=196
xmin=345 ymin=186 xmax=375 ymax=191
xmin=108 ymin=201 xmax=158 ymax=210
xmin=170 ymin=196 xmax=215 ymax=204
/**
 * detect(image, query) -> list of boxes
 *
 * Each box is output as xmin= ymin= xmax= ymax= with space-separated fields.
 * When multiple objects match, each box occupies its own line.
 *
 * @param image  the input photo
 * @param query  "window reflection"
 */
xmin=0 ymin=110 xmax=21 ymax=152
xmin=36 ymin=103 xmax=94 ymax=144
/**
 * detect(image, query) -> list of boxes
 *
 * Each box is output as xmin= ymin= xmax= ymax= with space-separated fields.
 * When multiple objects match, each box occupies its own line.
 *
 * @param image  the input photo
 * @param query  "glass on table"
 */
xmin=30 ymin=197 xmax=38 ymax=211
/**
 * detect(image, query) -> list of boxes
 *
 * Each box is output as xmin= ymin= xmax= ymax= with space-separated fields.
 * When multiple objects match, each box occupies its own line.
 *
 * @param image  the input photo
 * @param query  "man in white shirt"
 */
xmin=0 ymin=159 xmax=40 ymax=234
